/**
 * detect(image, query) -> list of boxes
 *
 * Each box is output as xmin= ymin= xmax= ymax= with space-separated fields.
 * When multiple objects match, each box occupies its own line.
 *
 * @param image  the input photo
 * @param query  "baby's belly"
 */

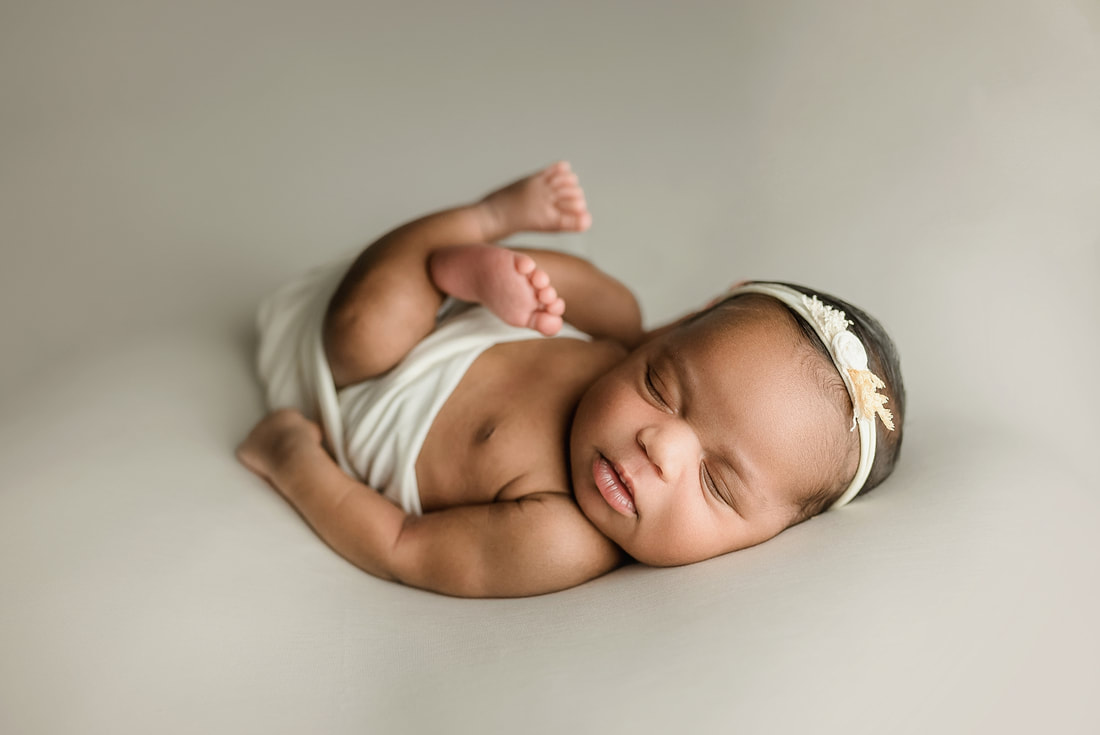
xmin=414 ymin=338 xmax=613 ymax=512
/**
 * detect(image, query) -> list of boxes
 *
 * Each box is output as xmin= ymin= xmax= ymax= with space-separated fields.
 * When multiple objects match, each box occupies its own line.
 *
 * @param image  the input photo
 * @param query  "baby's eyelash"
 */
xmin=645 ymin=366 xmax=666 ymax=406
xmin=702 ymin=464 xmax=733 ymax=508
xmin=702 ymin=464 xmax=718 ymax=495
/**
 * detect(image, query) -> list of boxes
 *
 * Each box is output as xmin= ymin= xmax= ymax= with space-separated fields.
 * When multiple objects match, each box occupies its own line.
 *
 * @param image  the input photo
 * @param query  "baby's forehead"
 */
xmin=668 ymin=297 xmax=807 ymax=357
xmin=665 ymin=302 xmax=848 ymax=413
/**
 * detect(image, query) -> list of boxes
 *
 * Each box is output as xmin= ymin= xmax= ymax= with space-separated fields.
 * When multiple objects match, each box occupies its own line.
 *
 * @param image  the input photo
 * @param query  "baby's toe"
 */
xmin=549 ymin=170 xmax=579 ymax=189
xmin=556 ymin=192 xmax=587 ymax=212
xmin=513 ymin=253 xmax=536 ymax=276
xmin=536 ymin=285 xmax=558 ymax=305
xmin=529 ymin=268 xmax=550 ymax=290
xmin=545 ymin=297 xmax=566 ymax=316
xmin=530 ymin=312 xmax=563 ymax=336
xmin=560 ymin=213 xmax=587 ymax=231
xmin=544 ymin=161 xmax=571 ymax=179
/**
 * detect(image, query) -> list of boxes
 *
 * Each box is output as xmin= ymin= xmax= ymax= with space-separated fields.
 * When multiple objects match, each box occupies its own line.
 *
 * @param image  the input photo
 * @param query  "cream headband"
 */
xmin=725 ymin=283 xmax=895 ymax=509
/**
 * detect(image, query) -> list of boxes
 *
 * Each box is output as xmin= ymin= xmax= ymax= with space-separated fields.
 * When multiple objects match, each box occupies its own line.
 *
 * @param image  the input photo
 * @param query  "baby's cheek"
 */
xmin=604 ymin=379 xmax=643 ymax=419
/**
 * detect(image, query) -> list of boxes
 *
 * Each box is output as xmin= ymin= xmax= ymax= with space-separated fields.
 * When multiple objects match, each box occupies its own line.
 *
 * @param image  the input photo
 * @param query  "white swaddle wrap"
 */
xmin=255 ymin=257 xmax=590 ymax=515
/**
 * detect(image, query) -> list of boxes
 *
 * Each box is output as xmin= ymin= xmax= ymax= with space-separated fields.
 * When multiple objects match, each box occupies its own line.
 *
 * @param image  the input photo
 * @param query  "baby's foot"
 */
xmin=429 ymin=245 xmax=566 ymax=336
xmin=478 ymin=161 xmax=592 ymax=240
xmin=236 ymin=408 xmax=324 ymax=485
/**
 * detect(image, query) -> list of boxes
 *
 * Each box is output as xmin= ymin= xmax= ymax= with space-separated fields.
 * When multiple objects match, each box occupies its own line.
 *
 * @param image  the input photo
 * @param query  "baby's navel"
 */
xmin=475 ymin=420 xmax=496 ymax=443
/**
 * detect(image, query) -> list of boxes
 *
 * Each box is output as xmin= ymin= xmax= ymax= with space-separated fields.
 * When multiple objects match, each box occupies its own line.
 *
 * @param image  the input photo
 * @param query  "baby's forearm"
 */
xmin=514 ymin=248 xmax=644 ymax=349
xmin=239 ymin=410 xmax=624 ymax=597
xmin=269 ymin=443 xmax=407 ymax=581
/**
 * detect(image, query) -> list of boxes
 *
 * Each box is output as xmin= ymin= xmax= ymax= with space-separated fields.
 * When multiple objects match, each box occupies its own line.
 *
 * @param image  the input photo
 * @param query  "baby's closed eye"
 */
xmin=645 ymin=365 xmax=672 ymax=410
xmin=702 ymin=463 xmax=735 ymax=509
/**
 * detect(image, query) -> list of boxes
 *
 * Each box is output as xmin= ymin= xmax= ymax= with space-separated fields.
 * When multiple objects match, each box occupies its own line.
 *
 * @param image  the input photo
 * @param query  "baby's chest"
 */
xmin=414 ymin=339 xmax=607 ymax=512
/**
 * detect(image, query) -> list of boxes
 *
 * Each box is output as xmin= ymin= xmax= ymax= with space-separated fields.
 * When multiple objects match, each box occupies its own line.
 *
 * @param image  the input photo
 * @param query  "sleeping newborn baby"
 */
xmin=236 ymin=162 xmax=905 ymax=597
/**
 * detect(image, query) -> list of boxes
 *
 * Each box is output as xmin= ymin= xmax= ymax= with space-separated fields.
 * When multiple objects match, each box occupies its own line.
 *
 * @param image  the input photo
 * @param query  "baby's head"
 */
xmin=569 ymin=282 xmax=905 ymax=566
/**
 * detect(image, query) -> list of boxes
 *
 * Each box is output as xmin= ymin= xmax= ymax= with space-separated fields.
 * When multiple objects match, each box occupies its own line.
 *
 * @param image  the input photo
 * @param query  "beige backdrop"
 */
xmin=2 ymin=1 xmax=1098 ymax=733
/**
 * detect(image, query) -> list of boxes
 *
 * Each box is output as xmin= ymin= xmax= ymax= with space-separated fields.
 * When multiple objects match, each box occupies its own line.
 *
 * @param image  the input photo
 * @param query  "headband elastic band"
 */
xmin=724 ymin=283 xmax=894 ymax=510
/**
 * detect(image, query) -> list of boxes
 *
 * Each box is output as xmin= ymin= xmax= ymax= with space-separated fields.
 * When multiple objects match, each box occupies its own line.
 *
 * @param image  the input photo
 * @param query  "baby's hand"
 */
xmin=236 ymin=409 xmax=323 ymax=485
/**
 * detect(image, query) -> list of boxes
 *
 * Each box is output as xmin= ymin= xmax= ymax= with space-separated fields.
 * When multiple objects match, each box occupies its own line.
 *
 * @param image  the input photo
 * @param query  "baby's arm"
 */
xmin=237 ymin=410 xmax=623 ymax=597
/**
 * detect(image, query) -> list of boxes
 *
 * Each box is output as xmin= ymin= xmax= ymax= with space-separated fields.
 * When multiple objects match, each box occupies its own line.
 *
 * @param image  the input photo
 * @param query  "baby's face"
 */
xmin=570 ymin=300 xmax=850 ymax=566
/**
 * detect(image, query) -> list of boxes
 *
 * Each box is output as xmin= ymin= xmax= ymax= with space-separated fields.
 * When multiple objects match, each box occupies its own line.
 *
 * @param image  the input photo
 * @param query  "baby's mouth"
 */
xmin=593 ymin=454 xmax=637 ymax=517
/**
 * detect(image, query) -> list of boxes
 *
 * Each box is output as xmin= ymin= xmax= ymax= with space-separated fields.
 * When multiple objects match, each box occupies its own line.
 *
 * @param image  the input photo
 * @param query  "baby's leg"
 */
xmin=324 ymin=162 xmax=589 ymax=388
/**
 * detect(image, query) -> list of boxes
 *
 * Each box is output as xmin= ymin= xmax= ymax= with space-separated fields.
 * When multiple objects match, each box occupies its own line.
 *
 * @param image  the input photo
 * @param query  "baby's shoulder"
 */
xmin=481 ymin=334 xmax=625 ymax=385
xmin=532 ymin=334 xmax=628 ymax=371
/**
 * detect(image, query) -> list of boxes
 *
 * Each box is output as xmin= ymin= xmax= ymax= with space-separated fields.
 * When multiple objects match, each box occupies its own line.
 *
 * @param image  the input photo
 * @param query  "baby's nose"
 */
xmin=637 ymin=422 xmax=696 ymax=483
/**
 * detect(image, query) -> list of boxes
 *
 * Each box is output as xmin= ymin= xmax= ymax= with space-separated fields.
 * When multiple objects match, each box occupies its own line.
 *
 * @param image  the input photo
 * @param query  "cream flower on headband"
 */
xmin=801 ymin=295 xmax=895 ymax=431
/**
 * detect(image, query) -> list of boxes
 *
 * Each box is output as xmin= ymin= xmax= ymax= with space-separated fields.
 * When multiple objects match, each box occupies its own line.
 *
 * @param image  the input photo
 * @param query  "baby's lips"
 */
xmin=593 ymin=455 xmax=638 ymax=517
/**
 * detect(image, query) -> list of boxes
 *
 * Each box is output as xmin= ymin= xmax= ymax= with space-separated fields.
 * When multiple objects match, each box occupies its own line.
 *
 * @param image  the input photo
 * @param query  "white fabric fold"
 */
xmin=255 ymin=258 xmax=590 ymax=515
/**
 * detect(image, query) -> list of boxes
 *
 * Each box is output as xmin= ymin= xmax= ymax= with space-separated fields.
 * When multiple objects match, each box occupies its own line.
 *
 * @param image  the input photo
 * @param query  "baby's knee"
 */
xmin=323 ymin=290 xmax=437 ymax=386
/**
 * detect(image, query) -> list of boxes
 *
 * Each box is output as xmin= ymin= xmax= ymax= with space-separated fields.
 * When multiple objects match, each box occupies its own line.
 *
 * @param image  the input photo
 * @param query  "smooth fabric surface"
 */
xmin=2 ymin=1 xmax=1098 ymax=733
